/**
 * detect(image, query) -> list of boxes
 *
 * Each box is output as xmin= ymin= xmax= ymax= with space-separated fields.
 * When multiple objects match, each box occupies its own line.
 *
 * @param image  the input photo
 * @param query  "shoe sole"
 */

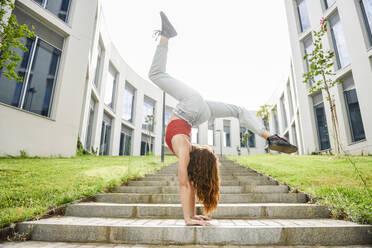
xmin=269 ymin=145 xmax=297 ymax=154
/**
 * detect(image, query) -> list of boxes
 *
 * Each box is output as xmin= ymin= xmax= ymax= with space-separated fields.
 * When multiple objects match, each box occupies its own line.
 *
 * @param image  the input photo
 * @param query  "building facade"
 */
xmin=0 ymin=0 xmax=265 ymax=157
xmin=281 ymin=0 xmax=372 ymax=155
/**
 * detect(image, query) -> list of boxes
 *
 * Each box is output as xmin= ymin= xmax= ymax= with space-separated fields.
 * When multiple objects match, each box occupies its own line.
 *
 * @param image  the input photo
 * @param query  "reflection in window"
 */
xmin=119 ymin=126 xmax=132 ymax=155
xmin=324 ymin=0 xmax=336 ymax=9
xmin=85 ymin=98 xmax=96 ymax=151
xmin=0 ymin=37 xmax=61 ymax=118
xmin=142 ymin=96 xmax=155 ymax=131
xmin=329 ymin=13 xmax=350 ymax=69
xmin=208 ymin=121 xmax=215 ymax=146
xmin=342 ymin=75 xmax=366 ymax=142
xmin=32 ymin=0 xmax=71 ymax=22
xmin=296 ymin=0 xmax=310 ymax=32
xmin=140 ymin=134 xmax=153 ymax=155
xmin=99 ymin=114 xmax=112 ymax=155
xmin=104 ymin=64 xmax=117 ymax=109
xmin=360 ymin=0 xmax=372 ymax=46
xmin=313 ymin=93 xmax=330 ymax=150
xmin=223 ymin=120 xmax=231 ymax=147
xmin=122 ymin=82 xmax=135 ymax=122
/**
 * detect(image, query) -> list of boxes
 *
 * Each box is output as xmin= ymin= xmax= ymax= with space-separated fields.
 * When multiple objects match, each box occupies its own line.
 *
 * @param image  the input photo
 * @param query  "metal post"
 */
xmin=161 ymin=91 xmax=165 ymax=162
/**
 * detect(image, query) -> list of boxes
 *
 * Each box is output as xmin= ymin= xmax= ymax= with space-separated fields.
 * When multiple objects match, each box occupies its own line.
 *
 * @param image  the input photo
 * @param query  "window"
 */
xmin=343 ymin=75 xmax=366 ymax=142
xmin=32 ymin=0 xmax=71 ymax=22
xmin=324 ymin=0 xmax=336 ymax=9
xmin=287 ymin=84 xmax=294 ymax=118
xmin=240 ymin=127 xmax=247 ymax=148
xmin=296 ymin=0 xmax=310 ymax=32
xmin=208 ymin=122 xmax=215 ymax=146
xmin=329 ymin=13 xmax=350 ymax=69
xmin=165 ymin=107 xmax=172 ymax=125
xmin=223 ymin=120 xmax=231 ymax=147
xmin=142 ymin=96 xmax=155 ymax=131
xmin=303 ymin=35 xmax=321 ymax=86
xmin=313 ymin=93 xmax=330 ymax=150
xmin=93 ymin=43 xmax=103 ymax=89
xmin=273 ymin=109 xmax=280 ymax=134
xmin=140 ymin=134 xmax=153 ymax=155
xmin=0 ymin=36 xmax=61 ymax=118
xmin=360 ymin=0 xmax=372 ymax=46
xmin=99 ymin=114 xmax=112 ymax=155
xmin=122 ymin=82 xmax=135 ymax=122
xmin=85 ymin=98 xmax=96 ymax=151
xmin=119 ymin=126 xmax=132 ymax=155
xmin=191 ymin=127 xmax=199 ymax=144
xmin=248 ymin=130 xmax=255 ymax=148
xmin=104 ymin=64 xmax=117 ymax=109
xmin=291 ymin=124 xmax=298 ymax=148
xmin=280 ymin=96 xmax=288 ymax=130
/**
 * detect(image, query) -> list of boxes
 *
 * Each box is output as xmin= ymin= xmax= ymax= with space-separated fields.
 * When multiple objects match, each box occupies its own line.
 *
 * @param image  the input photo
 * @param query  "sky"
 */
xmin=101 ymin=0 xmax=292 ymax=110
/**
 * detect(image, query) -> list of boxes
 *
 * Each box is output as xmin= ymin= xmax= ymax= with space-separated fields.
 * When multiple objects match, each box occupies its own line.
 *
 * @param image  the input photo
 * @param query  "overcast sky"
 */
xmin=101 ymin=0 xmax=292 ymax=110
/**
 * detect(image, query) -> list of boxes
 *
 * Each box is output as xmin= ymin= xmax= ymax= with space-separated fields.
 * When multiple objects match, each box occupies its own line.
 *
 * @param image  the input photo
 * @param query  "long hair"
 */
xmin=187 ymin=145 xmax=220 ymax=215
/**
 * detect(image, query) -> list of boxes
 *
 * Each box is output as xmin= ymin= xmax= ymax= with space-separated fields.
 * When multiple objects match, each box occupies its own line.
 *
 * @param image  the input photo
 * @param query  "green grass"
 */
xmin=227 ymin=154 xmax=372 ymax=224
xmin=0 ymin=155 xmax=177 ymax=228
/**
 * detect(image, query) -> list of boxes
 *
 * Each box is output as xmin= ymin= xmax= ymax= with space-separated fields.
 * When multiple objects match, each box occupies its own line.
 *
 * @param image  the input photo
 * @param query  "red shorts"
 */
xmin=165 ymin=119 xmax=191 ymax=155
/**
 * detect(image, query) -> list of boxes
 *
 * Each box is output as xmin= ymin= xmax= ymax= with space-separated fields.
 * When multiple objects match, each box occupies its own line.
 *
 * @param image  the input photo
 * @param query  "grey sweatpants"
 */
xmin=148 ymin=44 xmax=265 ymax=136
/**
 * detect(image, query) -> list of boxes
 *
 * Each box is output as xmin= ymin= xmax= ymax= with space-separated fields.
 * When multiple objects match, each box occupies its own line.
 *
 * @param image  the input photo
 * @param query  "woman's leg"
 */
xmin=205 ymin=100 xmax=271 ymax=139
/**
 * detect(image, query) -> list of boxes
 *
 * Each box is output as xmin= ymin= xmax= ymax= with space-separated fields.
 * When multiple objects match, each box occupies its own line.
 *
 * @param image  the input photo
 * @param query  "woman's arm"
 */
xmin=173 ymin=136 xmax=211 ymax=226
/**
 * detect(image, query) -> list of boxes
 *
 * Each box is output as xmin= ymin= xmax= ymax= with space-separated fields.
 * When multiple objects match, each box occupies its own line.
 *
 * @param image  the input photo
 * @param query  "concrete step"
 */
xmin=65 ymin=203 xmax=330 ymax=219
xmin=95 ymin=193 xmax=307 ymax=204
xmin=115 ymin=185 xmax=289 ymax=194
xmin=17 ymin=217 xmax=372 ymax=245
xmin=127 ymin=179 xmax=277 ymax=187
xmin=3 ymin=241 xmax=372 ymax=248
xmin=136 ymin=176 xmax=271 ymax=184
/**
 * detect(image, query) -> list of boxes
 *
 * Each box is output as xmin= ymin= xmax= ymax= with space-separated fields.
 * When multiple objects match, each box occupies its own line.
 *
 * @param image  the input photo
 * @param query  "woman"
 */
xmin=148 ymin=12 xmax=297 ymax=226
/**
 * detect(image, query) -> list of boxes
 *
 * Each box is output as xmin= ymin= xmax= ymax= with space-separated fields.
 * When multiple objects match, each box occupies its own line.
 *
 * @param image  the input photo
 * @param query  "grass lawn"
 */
xmin=228 ymin=154 xmax=372 ymax=224
xmin=0 ymin=155 xmax=177 ymax=228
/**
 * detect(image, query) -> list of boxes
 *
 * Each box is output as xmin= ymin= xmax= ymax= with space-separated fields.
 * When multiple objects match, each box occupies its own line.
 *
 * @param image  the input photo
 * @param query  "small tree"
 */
xmin=256 ymin=104 xmax=272 ymax=130
xmin=1 ymin=0 xmax=35 ymax=81
xmin=144 ymin=114 xmax=155 ymax=155
xmin=302 ymin=17 xmax=343 ymax=155
xmin=241 ymin=131 xmax=251 ymax=155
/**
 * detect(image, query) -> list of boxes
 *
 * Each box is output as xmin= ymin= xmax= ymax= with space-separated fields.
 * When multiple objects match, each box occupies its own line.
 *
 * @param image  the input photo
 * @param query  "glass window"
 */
xmin=93 ymin=43 xmax=102 ymax=89
xmin=119 ymin=126 xmax=132 ymax=155
xmin=104 ymin=64 xmax=117 ymax=109
xmin=287 ymin=84 xmax=294 ymax=118
xmin=142 ymin=96 xmax=155 ymax=131
xmin=360 ymin=0 xmax=372 ymax=46
xmin=273 ymin=110 xmax=280 ymax=134
xmin=22 ymin=39 xmax=61 ymax=116
xmin=313 ymin=93 xmax=330 ymax=150
xmin=303 ymin=36 xmax=322 ymax=86
xmin=99 ymin=114 xmax=112 ymax=155
xmin=191 ymin=127 xmax=199 ymax=144
xmin=291 ymin=124 xmax=298 ymax=148
xmin=280 ymin=96 xmax=288 ymax=130
xmin=140 ymin=134 xmax=153 ymax=155
xmin=165 ymin=107 xmax=172 ymax=125
xmin=0 ymin=38 xmax=33 ymax=108
xmin=0 ymin=37 xmax=61 ymax=118
xmin=324 ymin=0 xmax=336 ymax=9
xmin=342 ymin=75 xmax=366 ymax=142
xmin=223 ymin=120 xmax=231 ymax=147
xmin=248 ymin=130 xmax=255 ymax=148
xmin=32 ymin=0 xmax=71 ymax=22
xmin=296 ymin=0 xmax=311 ymax=32
xmin=208 ymin=122 xmax=215 ymax=146
xmin=122 ymin=82 xmax=135 ymax=122
xmin=329 ymin=13 xmax=350 ymax=69
xmin=85 ymin=98 xmax=96 ymax=151
xmin=240 ymin=127 xmax=247 ymax=148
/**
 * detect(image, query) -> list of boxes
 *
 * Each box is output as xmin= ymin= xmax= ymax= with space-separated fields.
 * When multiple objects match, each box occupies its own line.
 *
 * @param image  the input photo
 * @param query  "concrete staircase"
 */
xmin=15 ymin=159 xmax=372 ymax=246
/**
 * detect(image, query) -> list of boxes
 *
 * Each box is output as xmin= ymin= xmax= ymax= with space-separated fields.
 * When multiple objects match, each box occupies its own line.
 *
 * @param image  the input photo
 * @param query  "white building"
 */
xmin=277 ymin=0 xmax=372 ymax=155
xmin=0 ymin=0 xmax=265 ymax=157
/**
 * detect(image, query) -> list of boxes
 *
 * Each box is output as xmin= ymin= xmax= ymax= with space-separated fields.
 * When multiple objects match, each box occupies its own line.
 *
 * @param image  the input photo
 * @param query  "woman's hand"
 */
xmin=185 ymin=219 xmax=212 ymax=226
xmin=191 ymin=215 xmax=212 ymax=221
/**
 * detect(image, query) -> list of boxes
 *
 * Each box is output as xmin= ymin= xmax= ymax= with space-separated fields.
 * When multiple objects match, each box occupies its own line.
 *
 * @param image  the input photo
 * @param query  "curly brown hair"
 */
xmin=187 ymin=145 xmax=220 ymax=215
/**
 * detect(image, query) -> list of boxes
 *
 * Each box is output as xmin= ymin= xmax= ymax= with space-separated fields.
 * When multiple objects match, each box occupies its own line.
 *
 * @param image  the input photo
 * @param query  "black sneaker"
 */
xmin=159 ymin=11 xmax=178 ymax=39
xmin=267 ymin=134 xmax=298 ymax=154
